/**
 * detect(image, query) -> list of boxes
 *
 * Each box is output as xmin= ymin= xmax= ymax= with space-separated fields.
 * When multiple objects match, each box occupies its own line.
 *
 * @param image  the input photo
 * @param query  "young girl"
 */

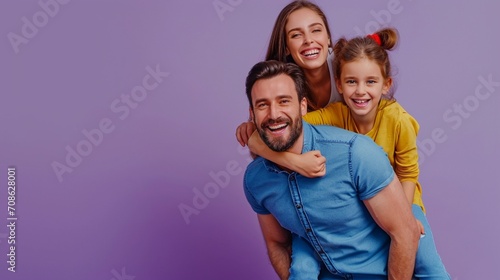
xmin=245 ymin=28 xmax=450 ymax=279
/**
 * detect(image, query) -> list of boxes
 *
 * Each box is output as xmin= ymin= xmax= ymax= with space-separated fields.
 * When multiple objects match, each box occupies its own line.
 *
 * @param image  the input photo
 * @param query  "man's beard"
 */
xmin=257 ymin=115 xmax=302 ymax=152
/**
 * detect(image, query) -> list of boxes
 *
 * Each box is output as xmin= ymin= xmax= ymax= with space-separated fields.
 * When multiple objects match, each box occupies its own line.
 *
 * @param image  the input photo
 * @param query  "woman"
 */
xmin=236 ymin=1 xmax=340 ymax=144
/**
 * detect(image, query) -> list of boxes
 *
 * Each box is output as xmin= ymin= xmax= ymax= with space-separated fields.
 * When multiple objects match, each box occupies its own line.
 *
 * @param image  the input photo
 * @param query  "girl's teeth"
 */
xmin=354 ymin=100 xmax=368 ymax=104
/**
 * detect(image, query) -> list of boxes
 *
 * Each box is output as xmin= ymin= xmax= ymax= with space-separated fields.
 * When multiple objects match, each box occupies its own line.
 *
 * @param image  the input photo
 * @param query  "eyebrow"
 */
xmin=254 ymin=95 xmax=294 ymax=105
xmin=343 ymin=76 xmax=381 ymax=80
xmin=287 ymin=22 xmax=324 ymax=35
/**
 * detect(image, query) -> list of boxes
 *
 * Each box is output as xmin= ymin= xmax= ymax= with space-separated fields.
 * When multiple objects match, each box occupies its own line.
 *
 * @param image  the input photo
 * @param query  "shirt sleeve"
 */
xmin=350 ymin=134 xmax=395 ymax=200
xmin=394 ymin=112 xmax=420 ymax=183
xmin=243 ymin=170 xmax=271 ymax=215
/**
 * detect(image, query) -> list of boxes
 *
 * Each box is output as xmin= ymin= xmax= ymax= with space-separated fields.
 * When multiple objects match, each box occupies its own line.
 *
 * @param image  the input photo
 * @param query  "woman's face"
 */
xmin=285 ymin=8 xmax=330 ymax=71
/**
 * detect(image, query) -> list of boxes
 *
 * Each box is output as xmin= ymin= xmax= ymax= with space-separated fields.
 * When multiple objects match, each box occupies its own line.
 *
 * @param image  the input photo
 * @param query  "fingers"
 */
xmin=236 ymin=125 xmax=244 ymax=146
xmin=316 ymin=163 xmax=326 ymax=177
xmin=246 ymin=122 xmax=256 ymax=140
xmin=311 ymin=150 xmax=327 ymax=167
xmin=236 ymin=122 xmax=247 ymax=146
xmin=306 ymin=150 xmax=326 ymax=177
xmin=235 ymin=121 xmax=256 ymax=147
xmin=416 ymin=220 xmax=425 ymax=235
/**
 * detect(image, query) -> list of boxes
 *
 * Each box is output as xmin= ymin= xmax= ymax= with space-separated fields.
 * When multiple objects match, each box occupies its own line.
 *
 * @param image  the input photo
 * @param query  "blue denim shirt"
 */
xmin=244 ymin=121 xmax=395 ymax=277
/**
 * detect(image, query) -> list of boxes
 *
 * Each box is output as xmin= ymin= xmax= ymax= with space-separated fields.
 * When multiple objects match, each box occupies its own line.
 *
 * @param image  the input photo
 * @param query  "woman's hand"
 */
xmin=292 ymin=150 xmax=326 ymax=178
xmin=236 ymin=121 xmax=256 ymax=147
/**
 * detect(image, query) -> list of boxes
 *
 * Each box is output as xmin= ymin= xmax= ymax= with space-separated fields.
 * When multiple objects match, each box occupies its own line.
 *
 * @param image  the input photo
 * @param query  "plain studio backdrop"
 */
xmin=1 ymin=0 xmax=499 ymax=279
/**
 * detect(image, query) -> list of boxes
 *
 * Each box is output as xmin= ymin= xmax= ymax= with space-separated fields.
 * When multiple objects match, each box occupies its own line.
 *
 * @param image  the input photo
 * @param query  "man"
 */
xmin=243 ymin=60 xmax=419 ymax=279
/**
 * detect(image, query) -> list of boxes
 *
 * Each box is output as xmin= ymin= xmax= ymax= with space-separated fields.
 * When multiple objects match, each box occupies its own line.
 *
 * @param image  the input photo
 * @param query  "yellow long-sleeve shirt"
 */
xmin=304 ymin=99 xmax=425 ymax=212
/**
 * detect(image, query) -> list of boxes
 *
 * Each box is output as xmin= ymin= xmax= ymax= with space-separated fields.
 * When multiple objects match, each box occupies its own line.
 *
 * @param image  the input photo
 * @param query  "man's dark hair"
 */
xmin=245 ymin=60 xmax=310 ymax=108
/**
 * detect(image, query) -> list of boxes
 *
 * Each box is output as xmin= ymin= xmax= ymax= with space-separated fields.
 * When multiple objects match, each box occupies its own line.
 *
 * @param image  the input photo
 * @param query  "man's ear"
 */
xmin=248 ymin=107 xmax=254 ymax=122
xmin=383 ymin=78 xmax=393 ymax=95
xmin=300 ymin=97 xmax=308 ymax=116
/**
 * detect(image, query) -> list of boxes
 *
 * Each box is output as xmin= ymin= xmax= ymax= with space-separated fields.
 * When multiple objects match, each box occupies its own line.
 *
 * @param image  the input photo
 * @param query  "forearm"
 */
xmin=364 ymin=177 xmax=419 ymax=279
xmin=248 ymin=131 xmax=298 ymax=171
xmin=400 ymin=181 xmax=416 ymax=206
xmin=387 ymin=233 xmax=418 ymax=280
xmin=388 ymin=182 xmax=419 ymax=279
xmin=258 ymin=214 xmax=292 ymax=280
xmin=267 ymin=243 xmax=291 ymax=280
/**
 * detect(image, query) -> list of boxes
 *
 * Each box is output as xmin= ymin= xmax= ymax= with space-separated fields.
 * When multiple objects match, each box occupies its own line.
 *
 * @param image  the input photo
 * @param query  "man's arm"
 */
xmin=257 ymin=214 xmax=292 ymax=280
xmin=363 ymin=176 xmax=420 ymax=280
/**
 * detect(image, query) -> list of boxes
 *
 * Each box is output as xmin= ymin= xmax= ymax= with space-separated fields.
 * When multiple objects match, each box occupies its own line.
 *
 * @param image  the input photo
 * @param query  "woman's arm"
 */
xmin=235 ymin=121 xmax=256 ymax=147
xmin=248 ymin=131 xmax=326 ymax=178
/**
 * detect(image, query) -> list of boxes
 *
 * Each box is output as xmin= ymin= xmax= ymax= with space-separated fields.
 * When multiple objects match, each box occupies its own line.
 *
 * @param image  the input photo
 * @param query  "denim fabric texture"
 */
xmin=244 ymin=122 xmax=396 ymax=277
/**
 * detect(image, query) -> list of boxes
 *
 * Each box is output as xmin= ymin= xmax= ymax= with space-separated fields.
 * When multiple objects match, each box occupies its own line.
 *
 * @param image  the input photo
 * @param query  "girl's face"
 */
xmin=336 ymin=57 xmax=391 ymax=120
xmin=285 ymin=8 xmax=330 ymax=71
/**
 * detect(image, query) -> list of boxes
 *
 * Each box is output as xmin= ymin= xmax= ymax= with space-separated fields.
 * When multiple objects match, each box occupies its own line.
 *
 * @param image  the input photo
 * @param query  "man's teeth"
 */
xmin=304 ymin=49 xmax=319 ymax=56
xmin=269 ymin=123 xmax=287 ymax=131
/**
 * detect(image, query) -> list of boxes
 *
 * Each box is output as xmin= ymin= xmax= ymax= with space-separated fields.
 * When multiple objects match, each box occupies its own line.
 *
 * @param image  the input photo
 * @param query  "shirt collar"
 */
xmin=301 ymin=120 xmax=313 ymax=154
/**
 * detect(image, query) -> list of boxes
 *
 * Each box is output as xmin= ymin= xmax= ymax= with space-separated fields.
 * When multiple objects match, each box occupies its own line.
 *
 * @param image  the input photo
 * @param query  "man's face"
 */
xmin=251 ymin=74 xmax=307 ymax=152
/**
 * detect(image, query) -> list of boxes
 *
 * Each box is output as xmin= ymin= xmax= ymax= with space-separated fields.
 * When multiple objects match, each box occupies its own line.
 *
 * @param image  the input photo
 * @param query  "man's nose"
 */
xmin=269 ymin=103 xmax=281 ymax=119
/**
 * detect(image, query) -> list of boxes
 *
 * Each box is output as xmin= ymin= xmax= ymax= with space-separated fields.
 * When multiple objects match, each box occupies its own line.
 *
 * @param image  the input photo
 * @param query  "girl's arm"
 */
xmin=401 ymin=181 xmax=416 ymax=207
xmin=394 ymin=109 xmax=425 ymax=234
xmin=248 ymin=131 xmax=326 ymax=178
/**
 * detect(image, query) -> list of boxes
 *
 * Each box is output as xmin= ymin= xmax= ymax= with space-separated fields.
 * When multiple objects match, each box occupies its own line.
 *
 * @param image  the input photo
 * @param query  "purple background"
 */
xmin=1 ymin=0 xmax=499 ymax=279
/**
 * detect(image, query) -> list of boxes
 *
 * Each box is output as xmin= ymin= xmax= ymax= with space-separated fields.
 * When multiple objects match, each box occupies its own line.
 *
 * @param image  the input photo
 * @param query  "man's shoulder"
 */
xmin=307 ymin=121 xmax=360 ymax=143
xmin=244 ymin=157 xmax=272 ymax=180
xmin=245 ymin=156 xmax=266 ymax=171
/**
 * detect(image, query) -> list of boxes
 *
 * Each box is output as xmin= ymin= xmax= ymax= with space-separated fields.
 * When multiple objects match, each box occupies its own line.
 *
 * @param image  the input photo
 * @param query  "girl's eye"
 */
xmin=346 ymin=80 xmax=356 ymax=84
xmin=312 ymin=29 xmax=322 ymax=33
xmin=291 ymin=33 xmax=302 ymax=39
xmin=367 ymin=80 xmax=377 ymax=84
